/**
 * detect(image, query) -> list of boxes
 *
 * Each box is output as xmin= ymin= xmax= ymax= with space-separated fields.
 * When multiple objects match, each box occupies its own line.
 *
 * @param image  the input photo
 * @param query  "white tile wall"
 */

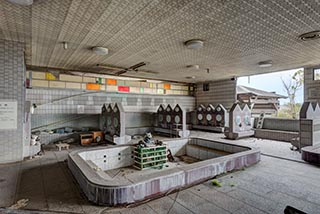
xmin=79 ymin=146 xmax=134 ymax=171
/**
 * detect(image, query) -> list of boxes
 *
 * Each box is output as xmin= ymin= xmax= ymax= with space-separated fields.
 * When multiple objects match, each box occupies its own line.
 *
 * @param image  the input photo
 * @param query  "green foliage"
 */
xmin=211 ymin=179 xmax=222 ymax=187
xmin=276 ymin=103 xmax=302 ymax=119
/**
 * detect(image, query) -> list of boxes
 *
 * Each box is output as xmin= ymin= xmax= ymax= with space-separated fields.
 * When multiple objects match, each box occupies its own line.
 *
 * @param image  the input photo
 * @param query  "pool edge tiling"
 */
xmin=68 ymin=138 xmax=261 ymax=206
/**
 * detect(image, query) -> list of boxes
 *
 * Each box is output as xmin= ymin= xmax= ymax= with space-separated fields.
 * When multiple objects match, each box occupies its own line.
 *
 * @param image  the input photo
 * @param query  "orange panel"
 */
xmin=107 ymin=79 xmax=117 ymax=85
xmin=86 ymin=83 xmax=100 ymax=90
xmin=164 ymin=83 xmax=171 ymax=90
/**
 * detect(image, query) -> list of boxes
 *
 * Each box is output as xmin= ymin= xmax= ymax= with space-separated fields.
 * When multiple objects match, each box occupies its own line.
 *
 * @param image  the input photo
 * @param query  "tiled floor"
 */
xmin=1 ymin=132 xmax=320 ymax=214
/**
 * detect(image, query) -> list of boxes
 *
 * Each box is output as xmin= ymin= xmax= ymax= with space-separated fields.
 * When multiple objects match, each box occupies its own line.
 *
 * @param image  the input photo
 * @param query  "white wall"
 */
xmin=195 ymin=79 xmax=236 ymax=109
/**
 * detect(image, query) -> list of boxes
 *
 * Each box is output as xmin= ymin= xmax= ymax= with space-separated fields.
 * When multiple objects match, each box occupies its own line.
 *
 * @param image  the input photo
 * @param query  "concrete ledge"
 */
xmin=68 ymin=138 xmax=260 ymax=206
xmin=192 ymin=125 xmax=224 ymax=133
xmin=255 ymin=129 xmax=298 ymax=142
xmin=302 ymin=145 xmax=320 ymax=165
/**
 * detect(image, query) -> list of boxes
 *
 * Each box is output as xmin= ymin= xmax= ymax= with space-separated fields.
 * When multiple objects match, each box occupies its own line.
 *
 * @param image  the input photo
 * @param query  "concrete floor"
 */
xmin=1 ymin=132 xmax=320 ymax=214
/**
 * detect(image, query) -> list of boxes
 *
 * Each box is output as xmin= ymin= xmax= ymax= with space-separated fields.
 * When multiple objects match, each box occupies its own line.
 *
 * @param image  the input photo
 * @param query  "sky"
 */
xmin=237 ymin=68 xmax=304 ymax=105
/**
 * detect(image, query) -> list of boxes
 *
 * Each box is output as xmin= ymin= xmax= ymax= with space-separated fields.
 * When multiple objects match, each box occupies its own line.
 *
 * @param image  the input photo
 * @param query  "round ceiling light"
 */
xmin=258 ymin=60 xmax=273 ymax=68
xmin=185 ymin=76 xmax=196 ymax=79
xmin=299 ymin=31 xmax=320 ymax=41
xmin=92 ymin=47 xmax=109 ymax=55
xmin=6 ymin=0 xmax=33 ymax=5
xmin=186 ymin=64 xmax=200 ymax=69
xmin=184 ymin=39 xmax=204 ymax=49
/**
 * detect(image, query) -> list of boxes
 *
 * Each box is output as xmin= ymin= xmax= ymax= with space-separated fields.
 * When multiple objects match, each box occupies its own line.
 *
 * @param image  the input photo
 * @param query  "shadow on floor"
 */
xmin=16 ymin=160 xmax=92 ymax=212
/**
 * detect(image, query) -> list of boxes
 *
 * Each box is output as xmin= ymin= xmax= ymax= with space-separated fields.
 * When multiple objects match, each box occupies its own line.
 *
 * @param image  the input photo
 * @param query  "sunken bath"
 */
xmin=68 ymin=138 xmax=260 ymax=206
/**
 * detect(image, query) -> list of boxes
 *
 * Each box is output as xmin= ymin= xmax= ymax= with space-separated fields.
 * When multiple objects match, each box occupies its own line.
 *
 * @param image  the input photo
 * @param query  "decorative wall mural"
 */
xmin=172 ymin=104 xmax=183 ymax=125
xmin=164 ymin=104 xmax=173 ymax=128
xmin=299 ymin=102 xmax=320 ymax=149
xmin=300 ymin=102 xmax=320 ymax=119
xmin=196 ymin=104 xmax=206 ymax=125
xmin=157 ymin=105 xmax=165 ymax=128
xmin=101 ymin=104 xmax=107 ymax=132
xmin=106 ymin=104 xmax=113 ymax=134
xmin=194 ymin=103 xmax=228 ymax=133
xmin=101 ymin=103 xmax=120 ymax=138
xmin=155 ymin=104 xmax=186 ymax=137
xmin=113 ymin=104 xmax=121 ymax=136
xmin=101 ymin=104 xmax=113 ymax=135
xmin=215 ymin=104 xmax=227 ymax=127
xmin=206 ymin=104 xmax=215 ymax=124
xmin=224 ymin=103 xmax=254 ymax=140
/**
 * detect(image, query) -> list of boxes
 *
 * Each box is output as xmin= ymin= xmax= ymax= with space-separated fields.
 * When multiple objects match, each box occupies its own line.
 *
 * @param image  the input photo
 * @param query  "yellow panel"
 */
xmin=66 ymin=82 xmax=81 ymax=89
xmin=100 ymin=85 xmax=106 ymax=91
xmin=46 ymin=72 xmax=56 ymax=80
xmin=49 ymin=81 xmax=66 ymax=88
xmin=32 ymin=80 xmax=49 ymax=87
xmin=32 ymin=71 xmax=46 ymax=79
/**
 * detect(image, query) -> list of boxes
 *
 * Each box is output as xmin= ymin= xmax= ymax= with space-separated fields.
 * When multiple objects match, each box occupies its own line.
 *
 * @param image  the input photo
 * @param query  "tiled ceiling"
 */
xmin=1 ymin=0 xmax=320 ymax=82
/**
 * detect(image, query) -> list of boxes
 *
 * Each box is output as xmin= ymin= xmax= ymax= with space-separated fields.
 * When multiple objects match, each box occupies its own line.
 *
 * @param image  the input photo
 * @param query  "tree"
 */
xmin=281 ymin=70 xmax=303 ymax=119
xmin=277 ymin=103 xmax=302 ymax=118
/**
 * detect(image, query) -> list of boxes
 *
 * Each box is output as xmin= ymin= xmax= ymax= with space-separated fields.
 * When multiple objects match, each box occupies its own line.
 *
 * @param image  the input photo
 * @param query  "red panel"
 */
xmin=118 ymin=86 xmax=130 ymax=92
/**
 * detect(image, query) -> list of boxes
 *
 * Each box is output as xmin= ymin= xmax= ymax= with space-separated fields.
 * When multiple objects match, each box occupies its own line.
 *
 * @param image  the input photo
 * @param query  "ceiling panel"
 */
xmin=1 ymin=0 xmax=320 ymax=82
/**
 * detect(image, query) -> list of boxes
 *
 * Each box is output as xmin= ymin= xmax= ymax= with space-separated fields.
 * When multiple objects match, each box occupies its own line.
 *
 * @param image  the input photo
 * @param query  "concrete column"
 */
xmin=0 ymin=39 xmax=26 ymax=163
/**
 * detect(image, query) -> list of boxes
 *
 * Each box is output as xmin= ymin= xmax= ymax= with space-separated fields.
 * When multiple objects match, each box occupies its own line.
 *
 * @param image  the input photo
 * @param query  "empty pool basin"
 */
xmin=68 ymin=138 xmax=260 ymax=206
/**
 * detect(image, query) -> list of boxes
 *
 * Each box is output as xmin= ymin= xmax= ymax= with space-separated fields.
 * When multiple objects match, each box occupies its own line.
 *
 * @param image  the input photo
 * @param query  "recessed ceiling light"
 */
xmin=258 ymin=60 xmax=273 ymax=68
xmin=186 ymin=64 xmax=200 ymax=69
xmin=92 ymin=47 xmax=109 ymax=55
xmin=6 ymin=0 xmax=33 ymax=5
xmin=62 ymin=42 xmax=68 ymax=50
xmin=299 ymin=31 xmax=320 ymax=41
xmin=184 ymin=39 xmax=204 ymax=49
xmin=185 ymin=76 xmax=196 ymax=79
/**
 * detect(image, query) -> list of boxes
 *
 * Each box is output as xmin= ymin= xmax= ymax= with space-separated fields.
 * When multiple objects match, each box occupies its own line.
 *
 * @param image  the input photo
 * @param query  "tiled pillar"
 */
xmin=0 ymin=39 xmax=26 ymax=163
